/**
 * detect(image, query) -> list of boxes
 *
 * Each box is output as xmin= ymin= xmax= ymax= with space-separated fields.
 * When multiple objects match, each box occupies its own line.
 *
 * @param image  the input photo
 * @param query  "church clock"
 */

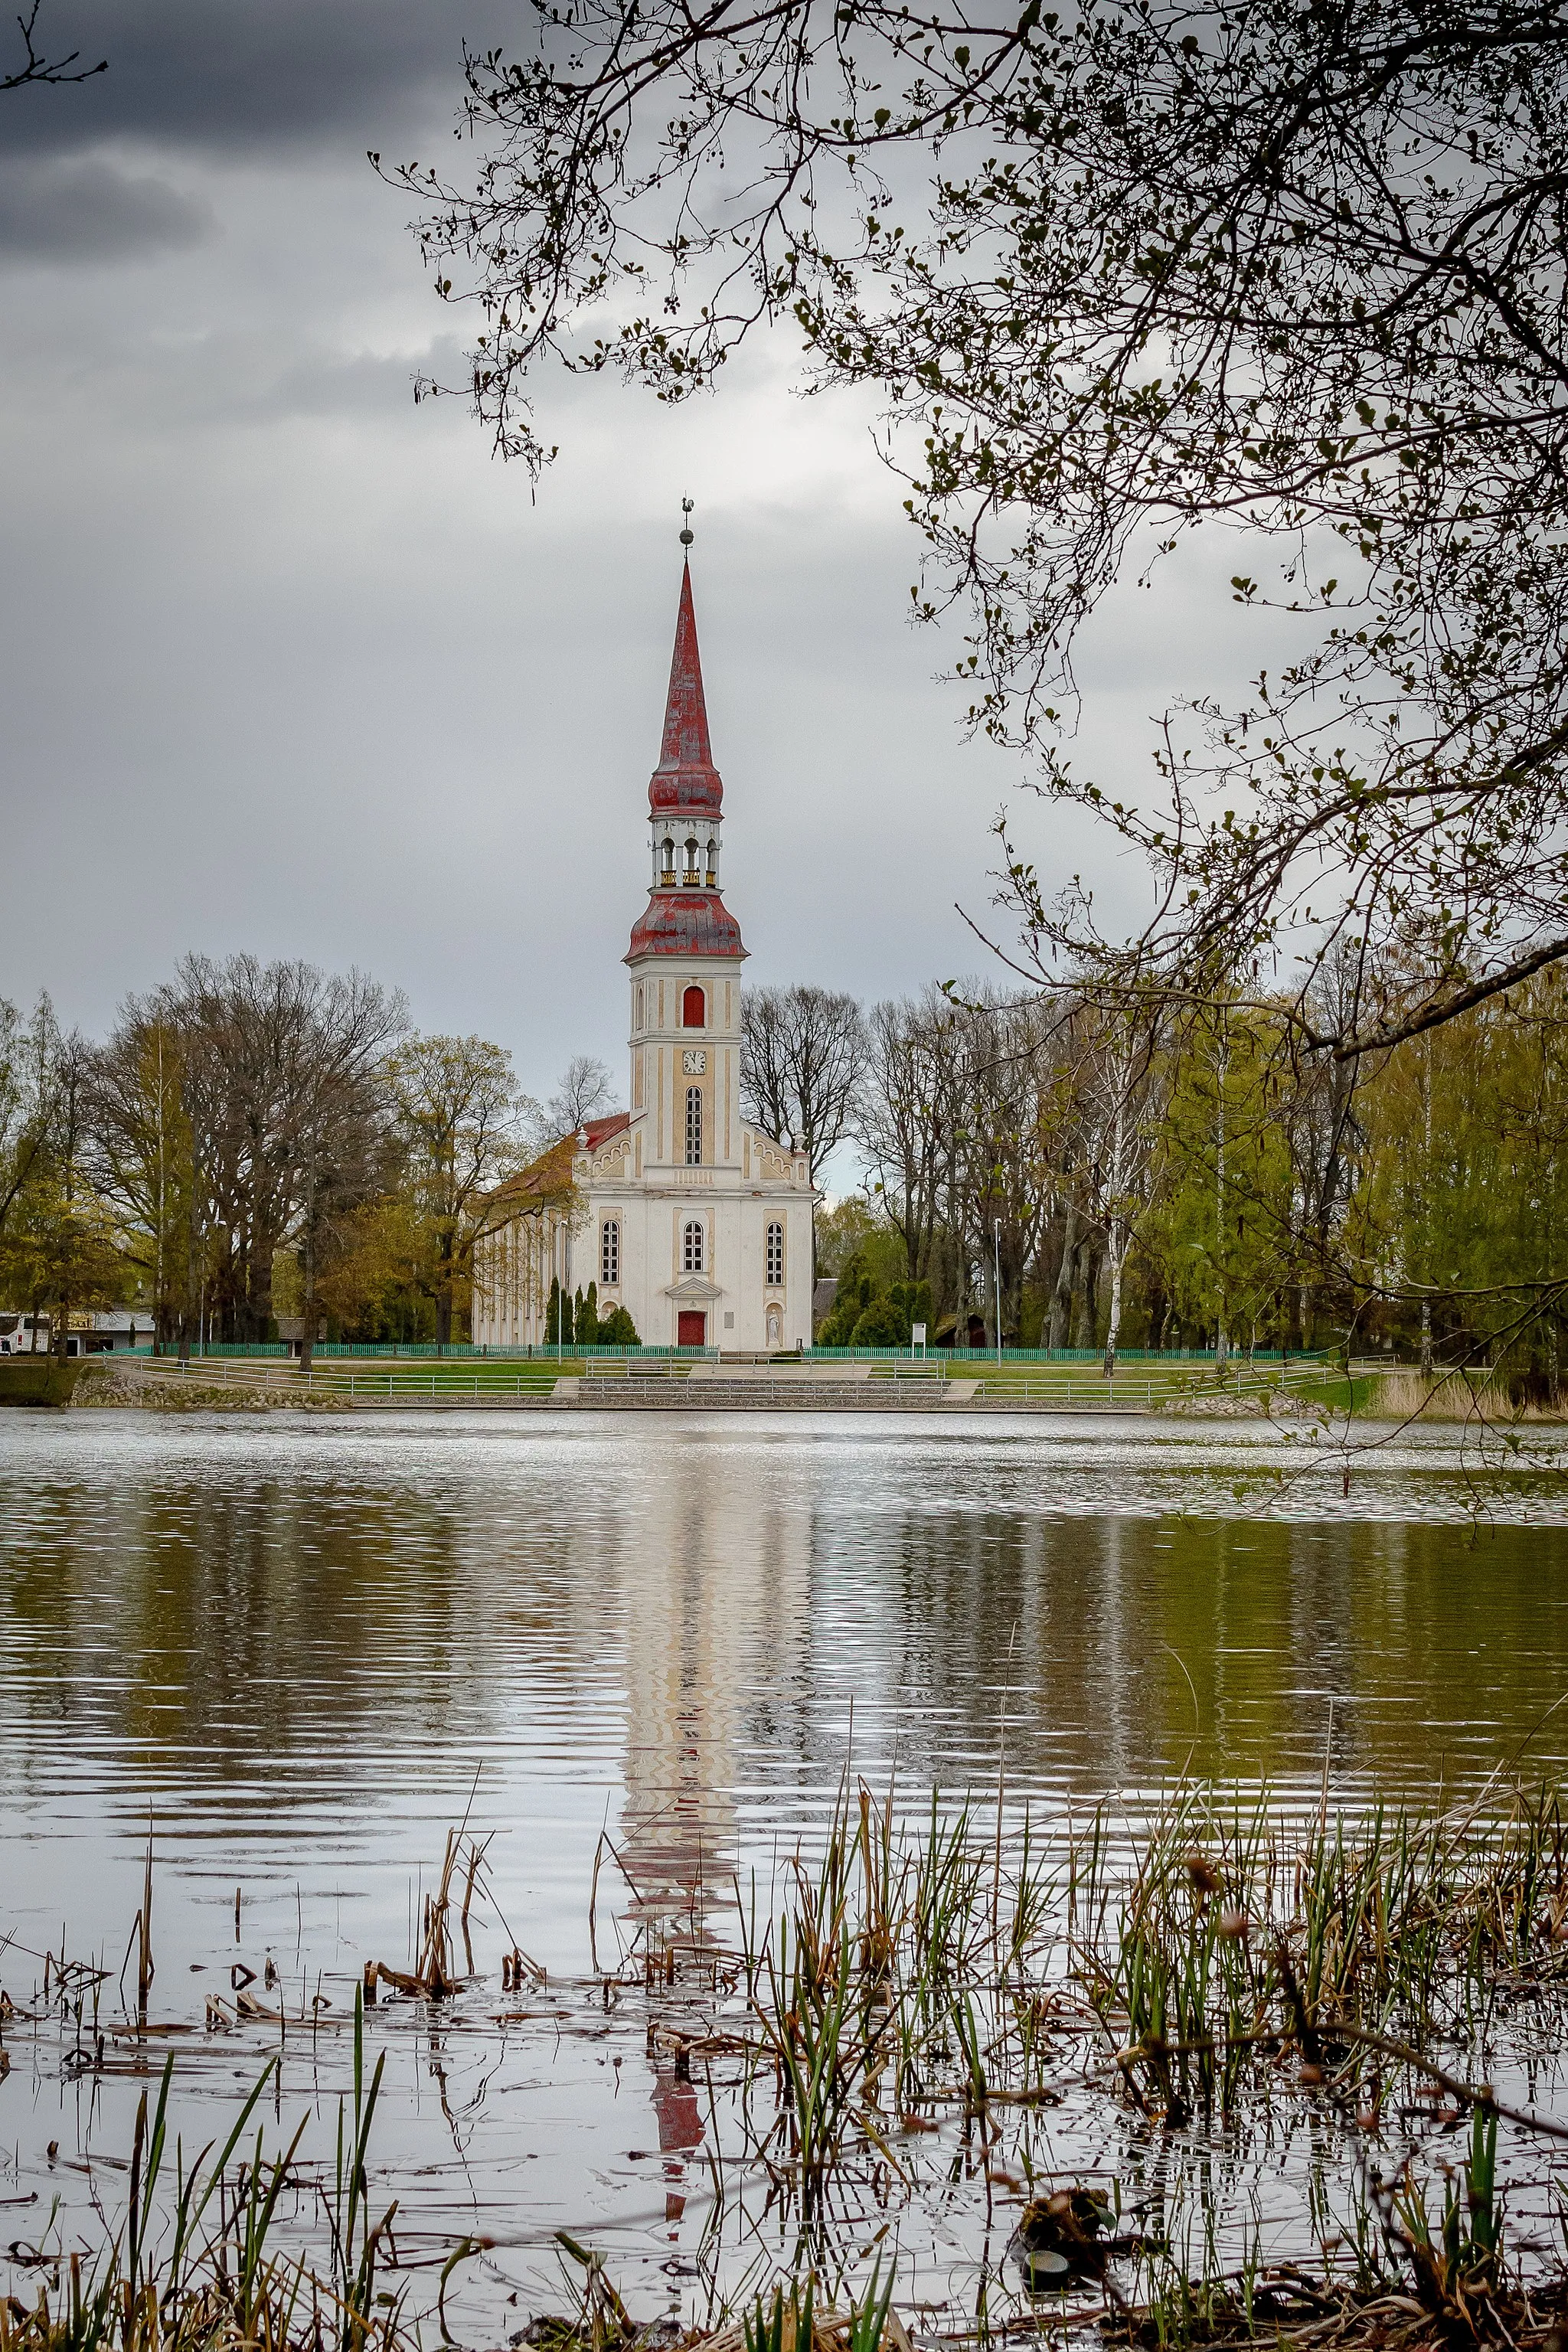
xmin=682 ymin=1048 xmax=707 ymax=1073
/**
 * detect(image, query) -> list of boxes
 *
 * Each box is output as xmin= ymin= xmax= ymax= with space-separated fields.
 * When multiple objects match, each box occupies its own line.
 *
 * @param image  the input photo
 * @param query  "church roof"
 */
xmin=648 ymin=560 xmax=722 ymax=817
xmin=626 ymin=891 xmax=746 ymax=962
xmin=580 ymin=1110 xmax=632 ymax=1152
xmin=475 ymin=1112 xmax=632 ymax=1225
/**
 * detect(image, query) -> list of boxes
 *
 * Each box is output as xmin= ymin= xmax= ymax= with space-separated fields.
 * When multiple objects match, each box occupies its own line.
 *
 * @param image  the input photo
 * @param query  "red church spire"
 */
xmin=649 ymin=559 xmax=722 ymax=815
xmin=627 ymin=528 xmax=746 ymax=963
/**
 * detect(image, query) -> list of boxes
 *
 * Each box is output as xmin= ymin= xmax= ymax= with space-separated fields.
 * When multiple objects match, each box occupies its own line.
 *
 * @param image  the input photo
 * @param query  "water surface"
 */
xmin=3 ymin=1409 xmax=1567 ymax=2331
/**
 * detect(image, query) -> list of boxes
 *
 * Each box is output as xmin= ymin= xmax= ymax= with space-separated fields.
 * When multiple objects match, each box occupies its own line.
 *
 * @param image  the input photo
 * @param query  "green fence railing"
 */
xmin=804 ymin=1344 xmax=1334 ymax=1364
xmin=126 ymin=1340 xmax=1334 ymax=1368
xmin=126 ymin=1341 xmax=722 ymax=1361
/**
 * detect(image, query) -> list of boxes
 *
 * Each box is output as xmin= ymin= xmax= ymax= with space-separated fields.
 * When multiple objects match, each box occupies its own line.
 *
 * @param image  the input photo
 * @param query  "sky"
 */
xmin=0 ymin=0 xmax=1270 ymax=1119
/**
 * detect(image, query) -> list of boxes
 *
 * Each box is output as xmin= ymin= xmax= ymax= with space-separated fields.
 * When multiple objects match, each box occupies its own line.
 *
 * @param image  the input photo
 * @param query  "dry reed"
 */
xmin=1368 ymin=1368 xmax=1553 ymax=1422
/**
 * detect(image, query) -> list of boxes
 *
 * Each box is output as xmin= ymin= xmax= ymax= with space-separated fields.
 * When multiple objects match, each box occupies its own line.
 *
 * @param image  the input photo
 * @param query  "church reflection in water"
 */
xmin=600 ymin=1433 xmax=812 ymax=2226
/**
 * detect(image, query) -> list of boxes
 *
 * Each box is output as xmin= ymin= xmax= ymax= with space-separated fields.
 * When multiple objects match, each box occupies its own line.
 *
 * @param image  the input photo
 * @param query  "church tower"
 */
xmin=624 ymin=556 xmax=754 ymax=1345
xmin=471 ymin=531 xmax=815 ymax=1356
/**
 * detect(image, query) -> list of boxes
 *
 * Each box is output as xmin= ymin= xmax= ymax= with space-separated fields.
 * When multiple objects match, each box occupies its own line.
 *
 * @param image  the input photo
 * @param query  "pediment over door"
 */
xmin=663 ymin=1272 xmax=722 ymax=1303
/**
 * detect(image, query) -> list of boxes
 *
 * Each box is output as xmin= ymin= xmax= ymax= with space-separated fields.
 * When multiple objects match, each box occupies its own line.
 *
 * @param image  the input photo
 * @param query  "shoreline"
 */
xmin=33 ymin=1356 xmax=1565 ymax=1423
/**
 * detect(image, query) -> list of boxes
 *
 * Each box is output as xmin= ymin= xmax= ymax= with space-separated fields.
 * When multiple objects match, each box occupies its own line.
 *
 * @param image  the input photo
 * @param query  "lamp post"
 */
xmin=993 ymin=1220 xmax=1003 ymax=1367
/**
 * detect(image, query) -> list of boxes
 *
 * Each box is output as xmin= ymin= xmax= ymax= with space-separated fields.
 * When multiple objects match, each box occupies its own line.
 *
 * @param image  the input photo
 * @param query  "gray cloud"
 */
xmin=0 ymin=11 xmax=1269 ymax=1122
xmin=2 ymin=0 xmax=514 ymax=158
xmin=0 ymin=154 xmax=212 ymax=263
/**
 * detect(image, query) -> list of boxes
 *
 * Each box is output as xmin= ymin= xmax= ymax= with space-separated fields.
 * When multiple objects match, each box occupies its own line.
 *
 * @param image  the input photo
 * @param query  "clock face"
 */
xmin=682 ymin=1048 xmax=707 ymax=1074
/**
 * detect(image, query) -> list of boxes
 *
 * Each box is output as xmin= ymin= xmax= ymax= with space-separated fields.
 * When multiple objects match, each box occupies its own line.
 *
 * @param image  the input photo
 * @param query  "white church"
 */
xmin=471 ymin=553 xmax=818 ymax=1354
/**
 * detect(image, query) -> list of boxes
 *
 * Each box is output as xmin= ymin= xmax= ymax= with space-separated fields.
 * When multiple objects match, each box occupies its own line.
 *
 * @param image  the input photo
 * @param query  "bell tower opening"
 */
xmin=682 ymin=985 xmax=706 ymax=1028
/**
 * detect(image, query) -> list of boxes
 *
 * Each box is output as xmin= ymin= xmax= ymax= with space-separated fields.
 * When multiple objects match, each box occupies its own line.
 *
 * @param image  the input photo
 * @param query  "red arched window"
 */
xmin=682 ymin=985 xmax=706 ymax=1028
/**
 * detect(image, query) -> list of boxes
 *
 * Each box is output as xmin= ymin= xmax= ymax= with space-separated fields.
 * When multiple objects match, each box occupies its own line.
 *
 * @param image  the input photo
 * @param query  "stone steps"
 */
xmin=574 ymin=1377 xmax=954 ymax=1409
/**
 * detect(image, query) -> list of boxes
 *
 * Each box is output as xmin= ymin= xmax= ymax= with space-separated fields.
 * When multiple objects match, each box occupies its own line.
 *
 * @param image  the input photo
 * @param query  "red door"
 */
xmin=677 ymin=1311 xmax=707 ymax=1348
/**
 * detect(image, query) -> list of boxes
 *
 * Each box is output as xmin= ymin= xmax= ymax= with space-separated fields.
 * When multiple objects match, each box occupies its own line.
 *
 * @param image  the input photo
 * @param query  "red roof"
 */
xmin=626 ymin=891 xmax=746 ymax=962
xmin=475 ymin=1112 xmax=633 ymax=1225
xmin=648 ymin=561 xmax=723 ymax=816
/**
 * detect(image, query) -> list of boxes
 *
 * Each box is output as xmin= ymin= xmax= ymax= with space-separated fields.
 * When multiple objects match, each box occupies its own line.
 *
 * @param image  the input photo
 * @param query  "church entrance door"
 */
xmin=677 ymin=1311 xmax=707 ymax=1348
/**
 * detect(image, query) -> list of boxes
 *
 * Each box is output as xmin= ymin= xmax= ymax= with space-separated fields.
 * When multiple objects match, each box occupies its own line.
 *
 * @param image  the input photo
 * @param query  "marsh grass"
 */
xmin=684 ymin=1775 xmax=1568 ymax=2340
xmin=11 ymin=1784 xmax=1568 ymax=2352
xmin=1068 ymin=1784 xmax=1568 ymax=2120
xmin=726 ymin=1778 xmax=1568 ymax=2161
xmin=0 ymin=1994 xmax=401 ymax=2352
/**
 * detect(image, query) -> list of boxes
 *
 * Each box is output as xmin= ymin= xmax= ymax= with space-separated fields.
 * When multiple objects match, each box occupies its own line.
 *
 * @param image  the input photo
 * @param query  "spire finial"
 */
xmin=679 ymin=495 xmax=694 ymax=549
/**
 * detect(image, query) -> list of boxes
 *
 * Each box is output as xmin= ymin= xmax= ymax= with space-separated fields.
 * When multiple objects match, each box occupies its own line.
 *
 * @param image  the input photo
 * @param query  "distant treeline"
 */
xmin=740 ymin=972 xmax=1568 ymax=1390
xmin=3 ymin=954 xmax=1563 ymax=1387
xmin=0 ymin=956 xmax=616 ymax=1361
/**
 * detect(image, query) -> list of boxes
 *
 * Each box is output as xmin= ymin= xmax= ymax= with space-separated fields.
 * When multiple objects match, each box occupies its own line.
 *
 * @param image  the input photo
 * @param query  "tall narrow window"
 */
xmin=682 ymin=1220 xmax=705 ymax=1273
xmin=685 ymin=1085 xmax=703 ymax=1165
xmin=766 ymin=1221 xmax=785 ymax=1287
xmin=661 ymin=837 xmax=675 ymax=878
xmin=601 ymin=1218 xmax=620 ymax=1287
xmin=682 ymin=984 xmax=706 ymax=1028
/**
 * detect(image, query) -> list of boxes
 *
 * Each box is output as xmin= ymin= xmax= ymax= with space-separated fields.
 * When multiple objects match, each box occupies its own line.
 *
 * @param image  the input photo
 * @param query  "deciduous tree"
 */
xmin=397 ymin=0 xmax=1568 ymax=1057
xmin=741 ymin=985 xmax=864 ymax=1181
xmin=389 ymin=1032 xmax=530 ymax=1348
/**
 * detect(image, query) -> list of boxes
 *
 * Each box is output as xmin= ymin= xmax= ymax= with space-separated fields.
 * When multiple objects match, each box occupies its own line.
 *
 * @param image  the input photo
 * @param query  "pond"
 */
xmin=3 ymin=1408 xmax=1568 ymax=2339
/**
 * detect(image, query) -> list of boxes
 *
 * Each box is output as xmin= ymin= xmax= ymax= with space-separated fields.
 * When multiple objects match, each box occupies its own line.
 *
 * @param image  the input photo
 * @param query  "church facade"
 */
xmin=471 ymin=557 xmax=817 ymax=1354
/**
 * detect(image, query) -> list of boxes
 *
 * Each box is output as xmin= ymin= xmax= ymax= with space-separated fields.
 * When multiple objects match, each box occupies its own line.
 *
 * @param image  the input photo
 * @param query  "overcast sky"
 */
xmin=0 ymin=0 xmax=1269 ymax=1123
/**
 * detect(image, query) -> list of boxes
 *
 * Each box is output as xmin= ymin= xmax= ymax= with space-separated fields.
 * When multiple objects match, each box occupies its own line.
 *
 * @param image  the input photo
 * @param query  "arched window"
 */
xmin=685 ymin=1085 xmax=703 ymax=1165
xmin=683 ymin=835 xmax=700 ymax=880
xmin=705 ymin=838 xmax=717 ymax=881
xmin=766 ymin=1221 xmax=785 ymax=1287
xmin=682 ymin=1219 xmax=705 ymax=1273
xmin=682 ymin=984 xmax=706 ymax=1028
xmin=661 ymin=836 xmax=675 ymax=877
xmin=600 ymin=1218 xmax=620 ymax=1287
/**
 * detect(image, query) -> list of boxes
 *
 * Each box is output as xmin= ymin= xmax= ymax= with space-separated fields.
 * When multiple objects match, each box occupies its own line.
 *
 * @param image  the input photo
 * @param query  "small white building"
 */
xmin=472 ymin=556 xmax=816 ymax=1354
xmin=0 ymin=1310 xmax=149 ymax=1355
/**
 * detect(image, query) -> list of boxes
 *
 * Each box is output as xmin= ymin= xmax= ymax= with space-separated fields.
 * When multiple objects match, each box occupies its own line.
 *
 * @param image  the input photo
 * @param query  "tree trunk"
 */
xmin=1419 ymin=1033 xmax=1434 ymax=1380
xmin=1048 ymin=1199 xmax=1078 ymax=1350
xmin=300 ymin=1228 xmax=317 ymax=1374
xmin=1102 ymin=1228 xmax=1126 ymax=1379
xmin=436 ymin=1227 xmax=454 ymax=1351
xmin=1214 ymin=1030 xmax=1229 ymax=1367
xmin=1070 ymin=1236 xmax=1095 ymax=1349
xmin=183 ymin=1179 xmax=196 ymax=1364
xmin=247 ymin=1240 xmax=276 ymax=1344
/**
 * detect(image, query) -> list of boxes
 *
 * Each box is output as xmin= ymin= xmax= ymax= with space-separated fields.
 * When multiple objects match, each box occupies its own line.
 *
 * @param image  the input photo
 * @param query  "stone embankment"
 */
xmin=64 ymin=1354 xmax=1352 ymax=1416
xmin=74 ymin=1359 xmax=351 ymax=1413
